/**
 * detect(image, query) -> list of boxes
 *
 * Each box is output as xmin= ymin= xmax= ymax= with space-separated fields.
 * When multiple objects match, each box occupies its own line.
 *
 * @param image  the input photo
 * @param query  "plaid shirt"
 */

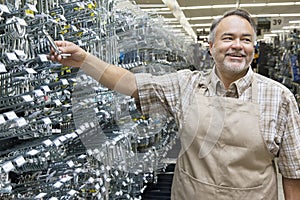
xmin=135 ymin=67 xmax=300 ymax=179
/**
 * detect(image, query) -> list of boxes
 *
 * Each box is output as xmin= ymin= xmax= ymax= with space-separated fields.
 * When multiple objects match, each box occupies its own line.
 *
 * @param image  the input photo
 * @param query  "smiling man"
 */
xmin=50 ymin=9 xmax=300 ymax=200
xmin=209 ymin=14 xmax=255 ymax=89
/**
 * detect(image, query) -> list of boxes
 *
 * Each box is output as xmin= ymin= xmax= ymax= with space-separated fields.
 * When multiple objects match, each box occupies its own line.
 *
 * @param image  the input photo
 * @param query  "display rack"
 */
xmin=0 ymin=0 xmax=194 ymax=199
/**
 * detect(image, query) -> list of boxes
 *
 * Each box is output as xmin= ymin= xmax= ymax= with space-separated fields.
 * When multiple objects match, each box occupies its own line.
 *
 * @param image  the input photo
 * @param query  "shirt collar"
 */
xmin=208 ymin=66 xmax=254 ymax=98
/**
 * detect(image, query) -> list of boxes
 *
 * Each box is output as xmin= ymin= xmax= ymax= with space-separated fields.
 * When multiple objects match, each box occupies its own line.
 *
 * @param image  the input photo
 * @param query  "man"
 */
xmin=50 ymin=9 xmax=300 ymax=200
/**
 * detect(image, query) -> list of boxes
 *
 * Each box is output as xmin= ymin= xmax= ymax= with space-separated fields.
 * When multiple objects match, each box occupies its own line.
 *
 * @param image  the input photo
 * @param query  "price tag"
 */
xmin=78 ymin=154 xmax=86 ymax=159
xmin=27 ymin=4 xmax=38 ymax=12
xmin=22 ymin=95 xmax=33 ymax=102
xmin=80 ymin=125 xmax=86 ymax=131
xmin=0 ymin=114 xmax=5 ymax=124
xmin=15 ymin=117 xmax=27 ymax=127
xmin=68 ymin=189 xmax=77 ymax=196
xmin=59 ymin=14 xmax=67 ymax=21
xmin=84 ymin=122 xmax=90 ymax=129
xmin=27 ymin=149 xmax=39 ymax=156
xmin=61 ymin=79 xmax=69 ymax=85
xmin=42 ymin=117 xmax=52 ymax=125
xmin=71 ymin=25 xmax=78 ymax=32
xmin=16 ymin=17 xmax=28 ymax=26
xmin=101 ymin=186 xmax=106 ymax=193
xmin=4 ymin=111 xmax=18 ymax=120
xmin=14 ymin=50 xmax=26 ymax=57
xmin=33 ymin=89 xmax=44 ymax=97
xmin=14 ymin=156 xmax=27 ymax=167
xmin=6 ymin=52 xmax=19 ymax=61
xmin=53 ymin=181 xmax=63 ymax=188
xmin=76 ymin=2 xmax=85 ymax=9
xmin=38 ymin=54 xmax=49 ymax=62
xmin=88 ymin=177 xmax=95 ymax=183
xmin=90 ymin=122 xmax=95 ymax=128
xmin=43 ymin=139 xmax=53 ymax=147
xmin=53 ymin=129 xmax=61 ymax=134
xmin=53 ymin=99 xmax=62 ymax=106
xmin=44 ymin=152 xmax=50 ymax=157
xmin=76 ymin=129 xmax=83 ymax=135
xmin=61 ymin=175 xmax=72 ymax=182
xmin=67 ymin=160 xmax=75 ymax=167
xmin=70 ymin=132 xmax=78 ymax=138
xmin=35 ymin=193 xmax=47 ymax=199
xmin=2 ymin=161 xmax=15 ymax=173
xmin=0 ymin=62 xmax=7 ymax=73
xmin=58 ymin=135 xmax=67 ymax=142
xmin=0 ymin=4 xmax=10 ymax=13
xmin=53 ymin=139 xmax=62 ymax=146
xmin=25 ymin=68 xmax=37 ymax=74
xmin=41 ymin=85 xmax=51 ymax=92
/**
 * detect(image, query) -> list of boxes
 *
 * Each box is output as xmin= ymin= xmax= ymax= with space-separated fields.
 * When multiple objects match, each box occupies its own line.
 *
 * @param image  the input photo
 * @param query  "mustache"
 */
xmin=225 ymin=51 xmax=246 ymax=57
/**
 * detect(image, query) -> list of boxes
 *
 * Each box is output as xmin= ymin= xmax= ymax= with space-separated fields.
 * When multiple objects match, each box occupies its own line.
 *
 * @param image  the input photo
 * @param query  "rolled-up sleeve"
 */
xmin=135 ymin=72 xmax=180 ymax=119
xmin=278 ymin=92 xmax=300 ymax=179
xmin=135 ymin=69 xmax=206 ymax=127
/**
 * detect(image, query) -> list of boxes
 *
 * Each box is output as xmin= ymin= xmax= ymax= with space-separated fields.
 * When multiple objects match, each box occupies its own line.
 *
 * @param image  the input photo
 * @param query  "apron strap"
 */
xmin=251 ymin=75 xmax=258 ymax=103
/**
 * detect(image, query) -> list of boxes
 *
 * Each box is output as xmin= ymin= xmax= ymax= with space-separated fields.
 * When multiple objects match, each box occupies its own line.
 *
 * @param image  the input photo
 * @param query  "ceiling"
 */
xmin=132 ymin=0 xmax=300 ymax=43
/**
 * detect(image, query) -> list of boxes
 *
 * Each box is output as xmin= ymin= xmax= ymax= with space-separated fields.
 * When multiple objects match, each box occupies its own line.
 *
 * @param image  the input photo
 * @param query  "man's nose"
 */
xmin=232 ymin=39 xmax=243 ymax=49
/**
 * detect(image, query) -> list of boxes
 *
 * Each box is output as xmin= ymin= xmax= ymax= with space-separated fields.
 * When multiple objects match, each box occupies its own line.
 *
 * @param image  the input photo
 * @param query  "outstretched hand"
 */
xmin=49 ymin=41 xmax=88 ymax=68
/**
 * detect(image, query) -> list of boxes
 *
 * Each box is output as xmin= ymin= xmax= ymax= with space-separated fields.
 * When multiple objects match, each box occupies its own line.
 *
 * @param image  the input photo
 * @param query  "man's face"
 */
xmin=209 ymin=15 xmax=255 ymax=78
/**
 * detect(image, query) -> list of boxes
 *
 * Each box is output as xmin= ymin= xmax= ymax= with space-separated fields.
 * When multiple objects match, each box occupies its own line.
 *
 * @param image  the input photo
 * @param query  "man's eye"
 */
xmin=243 ymin=38 xmax=252 ymax=43
xmin=222 ymin=37 xmax=232 ymax=41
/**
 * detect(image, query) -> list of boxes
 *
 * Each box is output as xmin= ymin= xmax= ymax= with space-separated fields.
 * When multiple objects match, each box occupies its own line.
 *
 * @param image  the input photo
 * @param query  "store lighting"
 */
xmin=163 ymin=24 xmax=182 ymax=28
xmin=180 ymin=2 xmax=300 ymax=10
xmin=136 ymin=1 xmax=300 ymax=43
xmin=280 ymin=13 xmax=300 ymax=17
xmin=197 ymin=35 xmax=209 ymax=39
xmin=212 ymin=4 xmax=237 ymax=9
xmin=283 ymin=25 xmax=300 ymax=29
xmin=289 ymin=20 xmax=300 ymax=23
xmin=188 ymin=13 xmax=300 ymax=21
xmin=164 ymin=25 xmax=183 ymax=28
xmin=142 ymin=7 xmax=169 ymax=12
xmin=191 ymin=23 xmax=212 ymax=27
xmin=154 ymin=11 xmax=172 ymax=14
xmin=264 ymin=33 xmax=278 ymax=37
xmin=163 ymin=18 xmax=178 ymax=22
xmin=271 ymin=30 xmax=290 ymax=33
xmin=196 ymin=28 xmax=210 ymax=32
xmin=162 ymin=0 xmax=197 ymax=42
xmin=138 ymin=4 xmax=165 ymax=8
xmin=187 ymin=16 xmax=220 ymax=21
xmin=170 ymin=29 xmax=185 ymax=32
xmin=252 ymin=14 xmax=279 ymax=18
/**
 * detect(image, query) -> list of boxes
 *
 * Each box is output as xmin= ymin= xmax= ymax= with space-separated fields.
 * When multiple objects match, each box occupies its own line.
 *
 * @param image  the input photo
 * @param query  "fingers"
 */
xmin=54 ymin=40 xmax=70 ymax=47
xmin=49 ymin=53 xmax=62 ymax=63
xmin=48 ymin=41 xmax=71 ymax=60
xmin=48 ymin=41 xmax=87 ymax=68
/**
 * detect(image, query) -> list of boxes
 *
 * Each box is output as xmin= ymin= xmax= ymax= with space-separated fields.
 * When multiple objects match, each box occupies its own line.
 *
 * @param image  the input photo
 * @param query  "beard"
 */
xmin=222 ymin=57 xmax=248 ymax=73
xmin=211 ymin=47 xmax=253 ymax=75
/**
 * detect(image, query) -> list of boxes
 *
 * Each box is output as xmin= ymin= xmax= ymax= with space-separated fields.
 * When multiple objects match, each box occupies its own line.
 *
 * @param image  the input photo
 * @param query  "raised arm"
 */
xmin=49 ymin=41 xmax=138 ymax=99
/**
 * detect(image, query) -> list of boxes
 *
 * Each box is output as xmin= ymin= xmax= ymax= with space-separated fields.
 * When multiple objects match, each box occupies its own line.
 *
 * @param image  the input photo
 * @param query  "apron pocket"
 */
xmin=178 ymin=168 xmax=264 ymax=200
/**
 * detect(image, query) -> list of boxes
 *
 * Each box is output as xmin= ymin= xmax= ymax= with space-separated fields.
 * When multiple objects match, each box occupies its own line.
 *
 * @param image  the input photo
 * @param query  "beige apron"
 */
xmin=171 ymin=76 xmax=278 ymax=200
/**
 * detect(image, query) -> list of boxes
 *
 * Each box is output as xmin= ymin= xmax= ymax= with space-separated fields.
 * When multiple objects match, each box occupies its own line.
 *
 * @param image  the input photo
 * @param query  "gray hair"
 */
xmin=208 ymin=9 xmax=257 ymax=43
